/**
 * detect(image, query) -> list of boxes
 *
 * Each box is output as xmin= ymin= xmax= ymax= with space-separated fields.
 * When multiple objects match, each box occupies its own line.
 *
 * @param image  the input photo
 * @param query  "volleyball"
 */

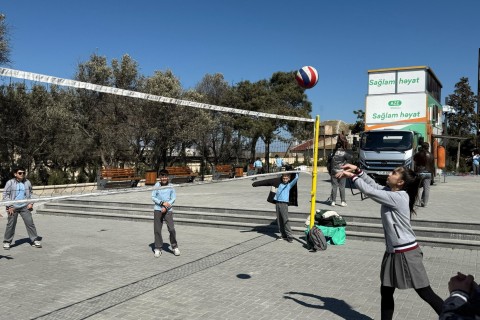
xmin=295 ymin=66 xmax=318 ymax=89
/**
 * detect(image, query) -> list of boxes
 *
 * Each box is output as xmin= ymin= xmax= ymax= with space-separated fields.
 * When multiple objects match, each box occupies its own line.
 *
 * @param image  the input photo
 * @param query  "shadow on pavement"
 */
xmin=240 ymin=221 xmax=279 ymax=239
xmin=284 ymin=291 xmax=372 ymax=320
xmin=240 ymin=223 xmax=313 ymax=252
xmin=11 ymin=237 xmax=32 ymax=248
xmin=148 ymin=242 xmax=174 ymax=254
xmin=316 ymin=199 xmax=331 ymax=205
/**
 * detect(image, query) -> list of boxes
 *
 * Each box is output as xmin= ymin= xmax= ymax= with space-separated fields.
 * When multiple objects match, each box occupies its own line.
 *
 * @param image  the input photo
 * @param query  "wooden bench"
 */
xmin=97 ymin=168 xmax=141 ymax=189
xmin=166 ymin=166 xmax=197 ymax=183
xmin=213 ymin=164 xmax=234 ymax=180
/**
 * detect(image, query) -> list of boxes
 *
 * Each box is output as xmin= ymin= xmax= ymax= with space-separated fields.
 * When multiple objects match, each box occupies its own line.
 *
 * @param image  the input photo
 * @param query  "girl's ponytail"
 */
xmin=397 ymin=167 xmax=422 ymax=216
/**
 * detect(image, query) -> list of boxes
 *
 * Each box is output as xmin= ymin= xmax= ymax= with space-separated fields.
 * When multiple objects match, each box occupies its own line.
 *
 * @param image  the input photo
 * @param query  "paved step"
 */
xmin=37 ymin=200 xmax=480 ymax=250
xmin=41 ymin=201 xmax=480 ymax=235
xmin=51 ymin=199 xmax=480 ymax=230
xmin=346 ymin=222 xmax=480 ymax=241
xmin=343 ymin=231 xmax=480 ymax=251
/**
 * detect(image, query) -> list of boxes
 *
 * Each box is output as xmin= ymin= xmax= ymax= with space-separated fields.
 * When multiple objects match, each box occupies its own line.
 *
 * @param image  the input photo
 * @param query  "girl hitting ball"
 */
xmin=336 ymin=164 xmax=443 ymax=320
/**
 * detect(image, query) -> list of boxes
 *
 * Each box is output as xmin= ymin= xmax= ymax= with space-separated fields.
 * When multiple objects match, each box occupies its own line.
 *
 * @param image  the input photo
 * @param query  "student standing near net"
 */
xmin=328 ymin=141 xmax=352 ymax=207
xmin=413 ymin=142 xmax=434 ymax=207
xmin=3 ymin=167 xmax=42 ymax=249
xmin=152 ymin=169 xmax=180 ymax=257
xmin=336 ymin=164 xmax=443 ymax=320
xmin=274 ymin=154 xmax=283 ymax=172
xmin=252 ymin=168 xmax=299 ymax=242
xmin=472 ymin=150 xmax=480 ymax=175
xmin=253 ymin=157 xmax=263 ymax=174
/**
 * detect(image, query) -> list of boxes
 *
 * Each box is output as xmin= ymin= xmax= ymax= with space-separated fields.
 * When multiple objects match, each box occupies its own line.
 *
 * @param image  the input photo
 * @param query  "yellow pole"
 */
xmin=309 ymin=115 xmax=320 ymax=229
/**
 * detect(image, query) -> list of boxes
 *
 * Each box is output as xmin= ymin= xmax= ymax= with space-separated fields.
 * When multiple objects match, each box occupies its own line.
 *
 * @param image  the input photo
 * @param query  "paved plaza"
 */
xmin=0 ymin=172 xmax=479 ymax=319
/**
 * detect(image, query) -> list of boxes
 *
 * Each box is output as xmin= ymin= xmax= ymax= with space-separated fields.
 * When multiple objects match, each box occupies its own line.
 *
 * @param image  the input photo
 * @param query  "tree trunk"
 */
xmin=100 ymin=150 xmax=108 ymax=168
xmin=249 ymin=136 xmax=259 ymax=163
xmin=265 ymin=139 xmax=271 ymax=173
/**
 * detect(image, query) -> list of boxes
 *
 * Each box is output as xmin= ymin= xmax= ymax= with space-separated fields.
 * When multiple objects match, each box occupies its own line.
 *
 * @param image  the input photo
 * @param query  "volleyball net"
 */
xmin=0 ymin=67 xmax=320 ymax=221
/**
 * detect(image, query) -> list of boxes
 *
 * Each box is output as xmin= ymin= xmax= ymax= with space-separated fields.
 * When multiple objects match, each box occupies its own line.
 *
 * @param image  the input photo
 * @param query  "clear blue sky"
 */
xmin=2 ymin=0 xmax=479 ymax=124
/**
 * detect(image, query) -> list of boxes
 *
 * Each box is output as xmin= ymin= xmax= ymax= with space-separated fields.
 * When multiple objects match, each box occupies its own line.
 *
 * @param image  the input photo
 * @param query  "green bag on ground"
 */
xmin=316 ymin=225 xmax=346 ymax=245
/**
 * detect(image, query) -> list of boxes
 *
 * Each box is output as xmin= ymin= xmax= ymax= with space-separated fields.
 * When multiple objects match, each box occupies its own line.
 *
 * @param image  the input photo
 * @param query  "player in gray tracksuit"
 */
xmin=3 ymin=167 xmax=42 ymax=249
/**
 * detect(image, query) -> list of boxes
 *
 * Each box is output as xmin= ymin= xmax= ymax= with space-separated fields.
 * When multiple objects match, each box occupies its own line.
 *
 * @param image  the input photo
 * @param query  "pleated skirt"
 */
xmin=380 ymin=246 xmax=430 ymax=289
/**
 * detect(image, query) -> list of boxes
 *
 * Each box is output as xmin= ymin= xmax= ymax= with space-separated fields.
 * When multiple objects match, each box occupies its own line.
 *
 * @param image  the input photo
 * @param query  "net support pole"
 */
xmin=309 ymin=115 xmax=320 ymax=229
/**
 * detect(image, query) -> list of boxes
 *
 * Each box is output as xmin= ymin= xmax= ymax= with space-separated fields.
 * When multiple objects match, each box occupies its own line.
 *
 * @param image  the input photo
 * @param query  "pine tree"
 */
xmin=445 ymin=77 xmax=479 ymax=172
xmin=446 ymin=77 xmax=478 ymax=137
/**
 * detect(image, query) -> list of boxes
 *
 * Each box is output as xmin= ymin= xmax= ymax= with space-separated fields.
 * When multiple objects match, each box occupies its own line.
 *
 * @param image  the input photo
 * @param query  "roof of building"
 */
xmin=290 ymin=138 xmax=338 ymax=152
xmin=290 ymin=120 xmax=350 ymax=152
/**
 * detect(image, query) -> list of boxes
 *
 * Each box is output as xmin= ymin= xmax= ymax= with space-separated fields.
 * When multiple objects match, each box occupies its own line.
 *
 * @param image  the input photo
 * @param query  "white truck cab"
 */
xmin=359 ymin=129 xmax=423 ymax=180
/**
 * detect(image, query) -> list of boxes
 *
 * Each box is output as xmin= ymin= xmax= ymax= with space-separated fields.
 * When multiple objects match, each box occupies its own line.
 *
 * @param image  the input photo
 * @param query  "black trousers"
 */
xmin=380 ymin=285 xmax=443 ymax=319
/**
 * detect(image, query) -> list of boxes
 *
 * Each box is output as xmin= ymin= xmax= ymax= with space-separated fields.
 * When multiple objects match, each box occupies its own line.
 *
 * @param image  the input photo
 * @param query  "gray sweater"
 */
xmin=353 ymin=171 xmax=417 ymax=253
xmin=3 ymin=178 xmax=33 ymax=209
xmin=330 ymin=149 xmax=352 ymax=175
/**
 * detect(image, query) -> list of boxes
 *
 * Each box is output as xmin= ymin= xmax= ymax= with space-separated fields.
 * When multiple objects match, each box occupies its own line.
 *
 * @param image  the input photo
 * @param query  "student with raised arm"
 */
xmin=336 ymin=164 xmax=443 ymax=320
xmin=252 ymin=167 xmax=299 ymax=242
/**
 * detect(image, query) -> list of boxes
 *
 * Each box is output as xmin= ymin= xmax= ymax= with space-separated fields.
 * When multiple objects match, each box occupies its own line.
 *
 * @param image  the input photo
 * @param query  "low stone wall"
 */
xmin=1 ymin=169 xmax=331 ymax=197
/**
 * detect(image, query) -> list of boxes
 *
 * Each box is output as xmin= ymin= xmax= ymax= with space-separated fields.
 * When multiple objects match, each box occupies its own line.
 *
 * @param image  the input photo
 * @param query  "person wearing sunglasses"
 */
xmin=2 ymin=167 xmax=42 ymax=250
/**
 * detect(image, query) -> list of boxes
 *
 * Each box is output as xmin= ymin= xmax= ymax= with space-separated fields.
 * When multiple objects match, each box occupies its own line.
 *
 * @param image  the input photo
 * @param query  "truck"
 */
xmin=358 ymin=66 xmax=443 ymax=182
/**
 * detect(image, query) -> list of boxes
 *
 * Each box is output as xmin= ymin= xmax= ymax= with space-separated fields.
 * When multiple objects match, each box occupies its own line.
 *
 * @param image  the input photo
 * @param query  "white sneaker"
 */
xmin=154 ymin=249 xmax=162 ymax=257
xmin=32 ymin=240 xmax=42 ymax=248
xmin=340 ymin=202 xmax=347 ymax=207
xmin=330 ymin=201 xmax=336 ymax=207
xmin=3 ymin=242 xmax=10 ymax=250
xmin=173 ymin=248 xmax=181 ymax=256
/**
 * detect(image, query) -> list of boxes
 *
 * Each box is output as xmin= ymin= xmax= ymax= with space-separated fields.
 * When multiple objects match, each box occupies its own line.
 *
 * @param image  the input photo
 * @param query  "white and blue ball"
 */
xmin=295 ymin=66 xmax=318 ymax=89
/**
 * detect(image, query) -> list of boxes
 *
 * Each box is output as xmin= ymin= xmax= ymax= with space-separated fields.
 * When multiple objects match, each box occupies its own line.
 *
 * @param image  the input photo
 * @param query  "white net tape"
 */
xmin=0 ymin=67 xmax=314 ymax=123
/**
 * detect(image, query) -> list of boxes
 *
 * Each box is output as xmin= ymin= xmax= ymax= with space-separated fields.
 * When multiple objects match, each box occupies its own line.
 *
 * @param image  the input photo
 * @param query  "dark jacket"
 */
xmin=252 ymin=174 xmax=298 ymax=206
xmin=439 ymin=286 xmax=480 ymax=320
xmin=414 ymin=149 xmax=435 ymax=177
